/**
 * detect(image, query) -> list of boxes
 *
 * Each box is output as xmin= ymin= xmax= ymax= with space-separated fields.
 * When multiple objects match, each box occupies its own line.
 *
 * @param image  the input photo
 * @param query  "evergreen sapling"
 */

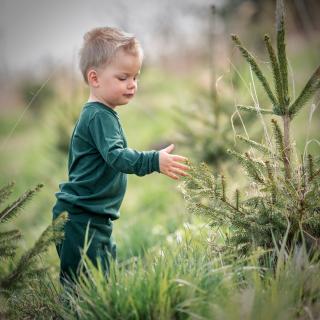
xmin=0 ymin=182 xmax=67 ymax=294
xmin=180 ymin=0 xmax=320 ymax=255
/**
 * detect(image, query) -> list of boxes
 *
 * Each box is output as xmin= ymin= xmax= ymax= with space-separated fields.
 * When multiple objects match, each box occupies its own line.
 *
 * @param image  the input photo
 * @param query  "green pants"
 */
xmin=53 ymin=211 xmax=117 ymax=286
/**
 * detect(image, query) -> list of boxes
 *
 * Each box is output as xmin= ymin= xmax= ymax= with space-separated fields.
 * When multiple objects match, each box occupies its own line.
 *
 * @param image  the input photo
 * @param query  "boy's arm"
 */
xmin=89 ymin=112 xmax=159 ymax=176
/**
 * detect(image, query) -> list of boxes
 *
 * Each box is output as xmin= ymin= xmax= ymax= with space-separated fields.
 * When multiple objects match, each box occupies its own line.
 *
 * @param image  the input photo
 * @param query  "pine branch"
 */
xmin=221 ymin=174 xmax=226 ymax=201
xmin=276 ymin=0 xmax=289 ymax=109
xmin=298 ymin=157 xmax=307 ymax=221
xmin=182 ymin=164 xmax=247 ymax=219
xmin=0 ymin=229 xmax=21 ymax=243
xmin=0 ymin=229 xmax=21 ymax=258
xmin=193 ymin=201 xmax=231 ymax=221
xmin=242 ymin=196 xmax=266 ymax=208
xmin=219 ymin=195 xmax=246 ymax=217
xmin=271 ymin=118 xmax=290 ymax=179
xmin=0 ymin=212 xmax=67 ymax=290
xmin=0 ymin=229 xmax=21 ymax=251
xmin=289 ymin=66 xmax=320 ymax=118
xmin=265 ymin=160 xmax=277 ymax=204
xmin=300 ymin=155 xmax=307 ymax=195
xmin=235 ymin=189 xmax=240 ymax=210
xmin=231 ymin=34 xmax=278 ymax=107
xmin=227 ymin=149 xmax=265 ymax=184
xmin=236 ymin=135 xmax=276 ymax=158
xmin=185 ymin=189 xmax=237 ymax=223
xmin=264 ymin=34 xmax=285 ymax=114
xmin=277 ymin=176 xmax=301 ymax=203
xmin=282 ymin=114 xmax=292 ymax=180
xmin=244 ymin=152 xmax=266 ymax=172
xmin=23 ymin=266 xmax=48 ymax=280
xmin=275 ymin=0 xmax=292 ymax=182
xmin=1 ymin=267 xmax=49 ymax=294
xmin=307 ymin=154 xmax=314 ymax=182
xmin=0 ymin=182 xmax=15 ymax=206
xmin=309 ymin=167 xmax=320 ymax=182
xmin=0 ymin=184 xmax=44 ymax=224
xmin=237 ymin=105 xmax=274 ymax=114
xmin=0 ymin=244 xmax=18 ymax=259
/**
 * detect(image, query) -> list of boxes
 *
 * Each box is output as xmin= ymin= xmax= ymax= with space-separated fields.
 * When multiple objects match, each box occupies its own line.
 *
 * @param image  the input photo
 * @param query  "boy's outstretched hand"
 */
xmin=159 ymin=144 xmax=190 ymax=180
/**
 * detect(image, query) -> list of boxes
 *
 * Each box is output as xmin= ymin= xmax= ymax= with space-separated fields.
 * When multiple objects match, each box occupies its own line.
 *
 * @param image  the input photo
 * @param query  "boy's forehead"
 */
xmin=111 ymin=50 xmax=142 ymax=73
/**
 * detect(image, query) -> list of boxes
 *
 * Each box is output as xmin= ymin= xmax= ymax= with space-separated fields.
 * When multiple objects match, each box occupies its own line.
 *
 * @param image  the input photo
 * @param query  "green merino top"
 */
xmin=53 ymin=101 xmax=160 ymax=220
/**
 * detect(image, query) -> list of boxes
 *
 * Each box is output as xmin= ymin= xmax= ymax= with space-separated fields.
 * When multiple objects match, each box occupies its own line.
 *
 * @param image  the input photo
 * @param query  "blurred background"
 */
xmin=0 ymin=0 xmax=319 ymax=278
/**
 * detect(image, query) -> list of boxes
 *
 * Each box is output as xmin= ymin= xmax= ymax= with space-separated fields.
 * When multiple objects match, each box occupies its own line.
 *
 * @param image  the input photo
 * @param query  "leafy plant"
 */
xmin=180 ymin=0 xmax=320 ymax=255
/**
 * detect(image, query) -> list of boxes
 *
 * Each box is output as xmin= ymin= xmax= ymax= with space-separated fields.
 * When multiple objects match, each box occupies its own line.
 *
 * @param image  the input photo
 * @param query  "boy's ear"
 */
xmin=87 ymin=69 xmax=99 ymax=87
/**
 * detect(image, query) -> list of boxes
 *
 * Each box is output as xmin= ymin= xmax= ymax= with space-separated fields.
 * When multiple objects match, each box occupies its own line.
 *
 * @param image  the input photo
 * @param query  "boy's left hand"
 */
xmin=159 ymin=144 xmax=190 ymax=180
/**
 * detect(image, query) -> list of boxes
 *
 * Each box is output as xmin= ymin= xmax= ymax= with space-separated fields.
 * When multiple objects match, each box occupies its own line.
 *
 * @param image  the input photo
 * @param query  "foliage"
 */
xmin=180 ymin=0 xmax=320 ymax=255
xmin=18 ymin=78 xmax=56 ymax=115
xmin=60 ymin=230 xmax=320 ymax=320
xmin=0 ymin=181 xmax=67 ymax=318
xmin=172 ymin=94 xmax=247 ymax=169
xmin=7 ymin=274 xmax=71 ymax=320
xmin=172 ymin=58 xmax=258 ymax=170
xmin=51 ymin=101 xmax=80 ymax=155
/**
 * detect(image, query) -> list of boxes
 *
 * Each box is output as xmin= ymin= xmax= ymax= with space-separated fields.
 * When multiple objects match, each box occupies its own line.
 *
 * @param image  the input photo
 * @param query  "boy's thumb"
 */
xmin=163 ymin=144 xmax=175 ymax=153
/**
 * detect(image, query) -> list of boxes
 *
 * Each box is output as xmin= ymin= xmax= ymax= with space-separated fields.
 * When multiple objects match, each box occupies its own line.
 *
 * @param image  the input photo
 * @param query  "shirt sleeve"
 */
xmin=88 ymin=112 xmax=160 ymax=176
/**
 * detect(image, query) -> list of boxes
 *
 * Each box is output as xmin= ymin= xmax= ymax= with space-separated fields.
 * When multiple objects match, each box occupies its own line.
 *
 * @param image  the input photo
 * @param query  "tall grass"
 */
xmin=57 ymin=225 xmax=320 ymax=320
xmin=63 ymin=225 xmax=231 ymax=320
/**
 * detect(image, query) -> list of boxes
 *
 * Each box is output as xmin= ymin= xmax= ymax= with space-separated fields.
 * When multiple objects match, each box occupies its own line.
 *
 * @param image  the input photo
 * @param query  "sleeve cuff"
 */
xmin=153 ymin=151 xmax=160 ymax=173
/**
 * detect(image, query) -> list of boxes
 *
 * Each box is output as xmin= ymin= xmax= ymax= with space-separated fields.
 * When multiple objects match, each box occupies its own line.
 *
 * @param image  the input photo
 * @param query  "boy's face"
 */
xmin=93 ymin=49 xmax=141 ymax=108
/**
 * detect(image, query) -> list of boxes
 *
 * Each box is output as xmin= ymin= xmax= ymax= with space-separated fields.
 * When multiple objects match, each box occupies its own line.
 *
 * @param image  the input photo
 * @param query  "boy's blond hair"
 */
xmin=79 ymin=27 xmax=143 ymax=84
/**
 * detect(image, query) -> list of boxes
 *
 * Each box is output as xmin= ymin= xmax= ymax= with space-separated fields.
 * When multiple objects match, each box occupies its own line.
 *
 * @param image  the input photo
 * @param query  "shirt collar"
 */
xmin=84 ymin=101 xmax=119 ymax=118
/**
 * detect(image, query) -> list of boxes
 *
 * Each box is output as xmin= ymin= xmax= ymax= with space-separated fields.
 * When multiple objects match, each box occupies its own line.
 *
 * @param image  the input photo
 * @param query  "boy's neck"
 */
xmin=87 ymin=93 xmax=117 ymax=109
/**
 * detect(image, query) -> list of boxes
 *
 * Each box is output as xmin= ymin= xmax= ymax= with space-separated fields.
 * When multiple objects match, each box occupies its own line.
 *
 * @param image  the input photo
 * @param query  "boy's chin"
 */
xmin=120 ymin=98 xmax=134 ymax=105
xmin=116 ymin=101 xmax=130 ymax=107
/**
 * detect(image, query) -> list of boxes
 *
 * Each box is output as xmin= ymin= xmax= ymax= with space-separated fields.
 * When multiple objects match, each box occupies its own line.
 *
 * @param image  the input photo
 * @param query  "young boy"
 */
xmin=52 ymin=26 xmax=190 ymax=286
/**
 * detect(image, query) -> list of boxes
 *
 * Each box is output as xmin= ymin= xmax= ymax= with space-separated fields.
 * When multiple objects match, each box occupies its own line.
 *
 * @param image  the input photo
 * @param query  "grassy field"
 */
xmin=1 ymin=33 xmax=320 ymax=318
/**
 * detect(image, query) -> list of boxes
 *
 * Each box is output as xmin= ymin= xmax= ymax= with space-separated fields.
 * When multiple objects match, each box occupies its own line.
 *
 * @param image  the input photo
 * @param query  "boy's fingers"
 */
xmin=167 ymin=172 xmax=178 ymax=180
xmin=171 ymin=168 xmax=191 ymax=177
xmin=173 ymin=163 xmax=190 ymax=171
xmin=172 ymin=155 xmax=188 ymax=162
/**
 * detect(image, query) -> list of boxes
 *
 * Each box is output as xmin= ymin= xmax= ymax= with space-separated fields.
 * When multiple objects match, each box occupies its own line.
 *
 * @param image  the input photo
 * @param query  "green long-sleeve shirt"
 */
xmin=53 ymin=101 xmax=160 ymax=220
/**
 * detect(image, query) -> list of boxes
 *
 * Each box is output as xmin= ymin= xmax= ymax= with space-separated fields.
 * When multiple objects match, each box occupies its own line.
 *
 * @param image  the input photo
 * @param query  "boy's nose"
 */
xmin=127 ymin=80 xmax=137 ymax=90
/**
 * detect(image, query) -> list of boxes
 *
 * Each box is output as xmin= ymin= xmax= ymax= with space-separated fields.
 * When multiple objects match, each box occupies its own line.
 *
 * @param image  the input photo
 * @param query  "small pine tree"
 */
xmin=172 ymin=94 xmax=237 ymax=168
xmin=0 ymin=182 xmax=66 ymax=299
xmin=172 ymin=5 xmax=257 ymax=170
xmin=180 ymin=0 xmax=320 ymax=255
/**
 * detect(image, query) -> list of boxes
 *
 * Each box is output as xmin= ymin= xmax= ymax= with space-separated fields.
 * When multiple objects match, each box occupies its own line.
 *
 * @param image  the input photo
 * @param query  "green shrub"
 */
xmin=180 ymin=0 xmax=320 ymax=255
xmin=0 ymin=181 xmax=67 ymax=318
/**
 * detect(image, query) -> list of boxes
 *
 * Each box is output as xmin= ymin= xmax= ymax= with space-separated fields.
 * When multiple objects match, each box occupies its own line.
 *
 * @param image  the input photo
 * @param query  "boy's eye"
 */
xmin=117 ymin=75 xmax=139 ymax=81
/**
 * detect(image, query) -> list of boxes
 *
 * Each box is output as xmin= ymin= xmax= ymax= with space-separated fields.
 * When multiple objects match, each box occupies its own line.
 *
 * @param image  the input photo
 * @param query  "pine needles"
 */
xmin=0 ymin=181 xmax=67 ymax=294
xmin=180 ymin=0 xmax=320 ymax=256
